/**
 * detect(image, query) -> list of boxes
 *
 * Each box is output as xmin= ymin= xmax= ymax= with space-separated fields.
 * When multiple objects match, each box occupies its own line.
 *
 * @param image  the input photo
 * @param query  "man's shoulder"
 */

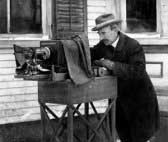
xmin=120 ymin=32 xmax=139 ymax=46
xmin=119 ymin=32 xmax=143 ymax=53
xmin=117 ymin=32 xmax=139 ymax=48
xmin=123 ymin=34 xmax=140 ymax=45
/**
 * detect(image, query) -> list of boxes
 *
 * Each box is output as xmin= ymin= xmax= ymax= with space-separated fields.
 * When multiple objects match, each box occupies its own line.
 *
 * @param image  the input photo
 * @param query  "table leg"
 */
xmin=109 ymin=99 xmax=116 ymax=142
xmin=68 ymin=105 xmax=74 ymax=142
xmin=40 ymin=104 xmax=47 ymax=142
xmin=112 ymin=100 xmax=116 ymax=142
xmin=85 ymin=103 xmax=89 ymax=141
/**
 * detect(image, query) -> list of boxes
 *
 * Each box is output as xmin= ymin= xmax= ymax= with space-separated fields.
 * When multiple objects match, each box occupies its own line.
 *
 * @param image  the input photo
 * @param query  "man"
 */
xmin=91 ymin=13 xmax=159 ymax=142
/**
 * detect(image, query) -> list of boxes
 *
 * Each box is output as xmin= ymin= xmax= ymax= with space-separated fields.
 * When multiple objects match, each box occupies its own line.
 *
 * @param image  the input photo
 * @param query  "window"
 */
xmin=0 ymin=0 xmax=42 ymax=34
xmin=126 ymin=0 xmax=156 ymax=33
xmin=118 ymin=0 xmax=157 ymax=34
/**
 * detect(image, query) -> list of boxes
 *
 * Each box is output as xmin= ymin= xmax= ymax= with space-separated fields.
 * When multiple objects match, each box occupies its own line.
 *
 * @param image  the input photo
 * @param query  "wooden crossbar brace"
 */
xmin=40 ymin=102 xmax=83 ymax=142
xmin=39 ymin=99 xmax=115 ymax=142
xmin=88 ymin=100 xmax=114 ymax=142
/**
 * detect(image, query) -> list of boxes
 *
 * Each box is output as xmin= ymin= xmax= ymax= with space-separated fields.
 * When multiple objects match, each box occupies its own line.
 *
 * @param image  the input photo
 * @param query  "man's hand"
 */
xmin=94 ymin=59 xmax=115 ymax=70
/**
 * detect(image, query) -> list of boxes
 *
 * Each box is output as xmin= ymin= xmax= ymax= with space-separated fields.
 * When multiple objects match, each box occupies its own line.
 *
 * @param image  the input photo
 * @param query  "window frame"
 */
xmin=0 ymin=0 xmax=51 ymax=40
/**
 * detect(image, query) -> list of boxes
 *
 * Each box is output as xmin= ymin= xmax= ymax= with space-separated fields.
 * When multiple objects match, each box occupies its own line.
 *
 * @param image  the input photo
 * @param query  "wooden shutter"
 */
xmin=52 ymin=0 xmax=87 ymax=39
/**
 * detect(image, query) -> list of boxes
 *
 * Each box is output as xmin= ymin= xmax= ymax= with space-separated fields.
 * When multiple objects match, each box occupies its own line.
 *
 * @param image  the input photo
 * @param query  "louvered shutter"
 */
xmin=52 ymin=0 xmax=87 ymax=39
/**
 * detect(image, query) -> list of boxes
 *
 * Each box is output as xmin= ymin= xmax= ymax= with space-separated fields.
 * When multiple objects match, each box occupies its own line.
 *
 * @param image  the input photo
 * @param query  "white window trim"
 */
xmin=0 ymin=0 xmax=51 ymax=40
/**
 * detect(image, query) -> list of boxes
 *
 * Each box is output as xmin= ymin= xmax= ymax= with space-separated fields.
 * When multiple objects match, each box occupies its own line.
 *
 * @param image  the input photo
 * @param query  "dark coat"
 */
xmin=91 ymin=32 xmax=160 ymax=142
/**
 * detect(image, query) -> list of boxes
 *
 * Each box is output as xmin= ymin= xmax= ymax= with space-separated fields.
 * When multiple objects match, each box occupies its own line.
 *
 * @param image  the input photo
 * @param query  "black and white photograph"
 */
xmin=0 ymin=0 xmax=167 ymax=142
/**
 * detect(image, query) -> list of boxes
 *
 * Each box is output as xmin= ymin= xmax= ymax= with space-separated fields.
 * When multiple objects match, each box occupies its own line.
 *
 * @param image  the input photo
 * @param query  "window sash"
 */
xmin=0 ymin=0 xmax=50 ymax=39
xmin=119 ymin=0 xmax=160 ymax=35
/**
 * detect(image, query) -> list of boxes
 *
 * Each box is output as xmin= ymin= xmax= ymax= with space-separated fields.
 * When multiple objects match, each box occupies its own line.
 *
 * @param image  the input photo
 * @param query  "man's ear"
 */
xmin=110 ymin=24 xmax=118 ymax=31
xmin=115 ymin=25 xmax=121 ymax=33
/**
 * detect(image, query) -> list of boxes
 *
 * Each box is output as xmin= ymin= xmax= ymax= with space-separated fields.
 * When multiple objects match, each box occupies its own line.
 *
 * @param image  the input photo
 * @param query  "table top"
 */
xmin=38 ymin=76 xmax=117 ymax=104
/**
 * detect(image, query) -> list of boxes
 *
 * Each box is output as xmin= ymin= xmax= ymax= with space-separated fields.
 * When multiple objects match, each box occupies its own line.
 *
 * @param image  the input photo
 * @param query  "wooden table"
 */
xmin=38 ymin=76 xmax=117 ymax=142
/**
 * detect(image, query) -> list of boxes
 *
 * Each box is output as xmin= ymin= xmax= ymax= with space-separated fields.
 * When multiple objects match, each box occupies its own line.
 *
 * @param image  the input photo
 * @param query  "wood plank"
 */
xmin=158 ymin=96 xmax=168 ymax=112
xmin=57 ymin=4 xmax=84 ymax=9
xmin=58 ymin=9 xmax=84 ymax=14
xmin=0 ymin=60 xmax=16 ymax=68
xmin=88 ymin=6 xmax=105 ymax=13
xmin=46 ymin=100 xmax=108 ymax=114
xmin=57 ymin=14 xmax=84 ymax=18
xmin=0 ymin=94 xmax=37 ymax=103
xmin=88 ymin=13 xmax=104 ymax=20
xmin=0 ymin=113 xmax=41 ymax=124
xmin=146 ymin=63 xmax=163 ymax=78
xmin=88 ymin=0 xmax=105 ymax=6
xmin=0 ymin=100 xmax=39 ymax=110
xmin=57 ymin=23 xmax=84 ymax=27
xmin=88 ymin=32 xmax=99 ymax=39
xmin=57 ymin=19 xmax=84 ymax=24
xmin=0 ymin=54 xmax=15 ymax=61
xmin=155 ymin=86 xmax=168 ymax=96
xmin=0 ymin=81 xmax=37 ymax=89
xmin=0 ymin=68 xmax=15 ymax=75
xmin=0 ymin=48 xmax=14 ymax=54
xmin=88 ymin=39 xmax=99 ymax=47
xmin=0 ymin=41 xmax=40 ymax=49
xmin=0 ymin=87 xmax=37 ymax=96
xmin=88 ymin=20 xmax=99 ymax=27
xmin=0 ymin=107 xmax=40 ymax=118
xmin=38 ymin=76 xmax=117 ymax=104
xmin=143 ymin=45 xmax=168 ymax=53
xmin=0 ymin=74 xmax=23 ymax=82
xmin=57 ymin=0 xmax=83 ymax=4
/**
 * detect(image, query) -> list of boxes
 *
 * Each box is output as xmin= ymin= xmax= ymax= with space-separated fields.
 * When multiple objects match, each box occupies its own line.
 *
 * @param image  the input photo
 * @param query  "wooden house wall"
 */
xmin=0 ymin=0 xmax=110 ymax=124
xmin=0 ymin=0 xmax=168 ymax=125
xmin=0 ymin=42 xmax=40 ymax=124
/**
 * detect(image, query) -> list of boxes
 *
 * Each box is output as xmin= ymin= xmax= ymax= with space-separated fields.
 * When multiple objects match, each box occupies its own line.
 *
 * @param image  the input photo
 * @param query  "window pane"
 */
xmin=0 ymin=0 xmax=7 ymax=33
xmin=126 ymin=0 xmax=156 ymax=33
xmin=10 ymin=0 xmax=42 ymax=33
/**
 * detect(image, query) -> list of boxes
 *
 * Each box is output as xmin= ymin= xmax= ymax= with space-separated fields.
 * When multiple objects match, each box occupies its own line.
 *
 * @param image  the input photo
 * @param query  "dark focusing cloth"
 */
xmin=61 ymin=35 xmax=93 ymax=85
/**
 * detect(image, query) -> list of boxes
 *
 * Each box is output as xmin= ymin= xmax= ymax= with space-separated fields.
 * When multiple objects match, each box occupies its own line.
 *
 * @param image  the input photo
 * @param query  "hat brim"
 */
xmin=92 ymin=19 xmax=122 ymax=31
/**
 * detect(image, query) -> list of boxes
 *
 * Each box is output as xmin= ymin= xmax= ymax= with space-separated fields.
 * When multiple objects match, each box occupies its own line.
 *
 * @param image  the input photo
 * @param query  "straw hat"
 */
xmin=92 ymin=13 xmax=122 ymax=31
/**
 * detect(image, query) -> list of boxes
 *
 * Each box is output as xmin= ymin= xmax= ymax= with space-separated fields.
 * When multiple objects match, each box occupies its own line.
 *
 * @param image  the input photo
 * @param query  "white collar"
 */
xmin=112 ymin=36 xmax=119 ymax=48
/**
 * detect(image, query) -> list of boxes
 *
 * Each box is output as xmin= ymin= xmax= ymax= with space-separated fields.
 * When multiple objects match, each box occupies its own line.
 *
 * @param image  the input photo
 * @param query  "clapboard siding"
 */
xmin=0 ymin=61 xmax=16 ymax=68
xmin=0 ymin=0 xmax=168 ymax=125
xmin=0 ymin=81 xmax=36 ymax=89
xmin=0 ymin=0 xmax=109 ymax=124
xmin=0 ymin=107 xmax=40 ymax=118
xmin=88 ymin=0 xmax=105 ymax=6
xmin=0 ymin=113 xmax=41 ymax=124
xmin=0 ymin=47 xmax=39 ymax=124
xmin=0 ymin=54 xmax=15 ymax=61
xmin=161 ymin=0 xmax=168 ymax=34
xmin=0 ymin=48 xmax=13 ymax=54
xmin=0 ymin=101 xmax=39 ymax=110
xmin=0 ymin=87 xmax=37 ymax=96
xmin=0 ymin=68 xmax=16 ymax=75
xmin=0 ymin=75 xmax=22 ymax=82
xmin=0 ymin=94 xmax=37 ymax=103
xmin=87 ymin=0 xmax=106 ymax=47
xmin=158 ymin=96 xmax=168 ymax=114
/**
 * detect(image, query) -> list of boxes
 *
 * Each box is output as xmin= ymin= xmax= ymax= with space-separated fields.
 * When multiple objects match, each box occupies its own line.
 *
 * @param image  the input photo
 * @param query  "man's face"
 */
xmin=98 ymin=25 xmax=118 ymax=45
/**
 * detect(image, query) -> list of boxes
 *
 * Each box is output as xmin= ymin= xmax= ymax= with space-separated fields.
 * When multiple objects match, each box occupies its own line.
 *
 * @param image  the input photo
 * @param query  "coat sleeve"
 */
xmin=90 ymin=42 xmax=104 ymax=62
xmin=113 ymin=42 xmax=146 ymax=80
